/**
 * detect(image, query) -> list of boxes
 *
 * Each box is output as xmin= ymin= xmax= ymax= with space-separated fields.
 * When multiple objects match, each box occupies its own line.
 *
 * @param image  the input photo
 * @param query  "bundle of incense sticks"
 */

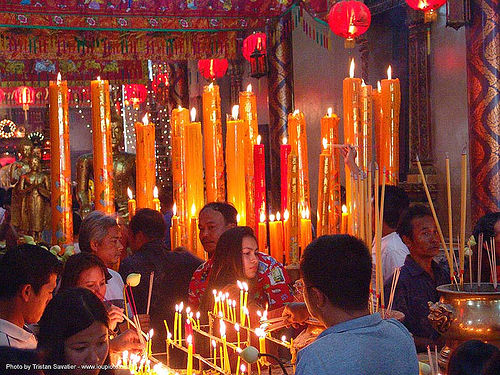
xmin=427 ymin=345 xmax=439 ymax=375
xmin=485 ymin=239 xmax=498 ymax=290
xmin=386 ymin=267 xmax=401 ymax=315
xmin=260 ymin=316 xmax=322 ymax=332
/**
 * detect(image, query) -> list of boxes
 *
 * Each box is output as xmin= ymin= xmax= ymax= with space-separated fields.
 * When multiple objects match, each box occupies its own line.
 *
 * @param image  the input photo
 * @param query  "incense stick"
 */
xmin=478 ymin=233 xmax=483 ymax=288
xmin=387 ymin=268 xmax=400 ymax=314
xmin=146 ymin=271 xmax=154 ymax=315
xmin=121 ymin=314 xmax=148 ymax=339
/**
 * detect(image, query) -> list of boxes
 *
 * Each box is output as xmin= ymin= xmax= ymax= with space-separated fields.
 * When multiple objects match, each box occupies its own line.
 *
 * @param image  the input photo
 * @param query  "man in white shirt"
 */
xmin=372 ymin=185 xmax=410 ymax=284
xmin=0 ymin=244 xmax=61 ymax=348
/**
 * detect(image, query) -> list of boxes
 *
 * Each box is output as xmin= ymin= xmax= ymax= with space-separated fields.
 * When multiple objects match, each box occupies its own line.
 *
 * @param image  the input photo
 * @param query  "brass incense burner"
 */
xmin=428 ymin=283 xmax=500 ymax=367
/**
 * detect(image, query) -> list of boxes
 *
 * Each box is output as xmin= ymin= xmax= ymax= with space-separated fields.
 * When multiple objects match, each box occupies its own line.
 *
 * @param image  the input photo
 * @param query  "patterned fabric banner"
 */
xmin=0 ymin=28 xmax=237 ymax=60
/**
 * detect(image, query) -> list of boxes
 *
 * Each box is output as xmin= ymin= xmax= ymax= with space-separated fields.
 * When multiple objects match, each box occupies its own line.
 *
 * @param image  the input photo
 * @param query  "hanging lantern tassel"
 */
xmin=405 ymin=0 xmax=446 ymax=23
xmin=13 ymin=86 xmax=35 ymax=125
xmin=328 ymin=1 xmax=371 ymax=49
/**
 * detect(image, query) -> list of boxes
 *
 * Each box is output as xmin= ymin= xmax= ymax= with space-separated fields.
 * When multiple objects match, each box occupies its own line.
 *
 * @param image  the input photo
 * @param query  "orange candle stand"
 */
xmin=202 ymin=84 xmax=225 ymax=203
xmin=90 ymin=78 xmax=114 ymax=214
xmin=300 ymin=209 xmax=312 ymax=252
xmin=287 ymin=153 xmax=300 ymax=264
xmin=287 ymin=110 xmax=310 ymax=211
xmin=316 ymin=140 xmax=331 ymax=237
xmin=226 ymin=107 xmax=247 ymax=225
xmin=239 ymin=87 xmax=258 ymax=230
xmin=269 ymin=214 xmax=284 ymax=263
xmin=321 ymin=110 xmax=342 ymax=234
xmin=134 ymin=116 xmax=156 ymax=209
xmin=49 ymin=75 xmax=73 ymax=248
xmin=380 ymin=69 xmax=401 ymax=185
xmin=185 ymin=109 xmax=205 ymax=257
xmin=360 ymin=83 xmax=373 ymax=171
xmin=171 ymin=107 xmax=190 ymax=246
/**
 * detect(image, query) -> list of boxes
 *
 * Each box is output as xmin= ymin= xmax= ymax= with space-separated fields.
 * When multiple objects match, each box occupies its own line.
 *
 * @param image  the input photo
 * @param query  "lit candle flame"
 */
xmin=377 ymin=81 xmax=382 ymax=92
xmin=187 ymin=335 xmax=192 ymax=345
xmin=301 ymin=209 xmax=306 ymax=219
xmin=127 ymin=187 xmax=133 ymax=200
xmin=212 ymin=339 xmax=216 ymax=348
xmin=269 ymin=214 xmax=275 ymax=222
xmin=349 ymin=59 xmax=355 ymax=78
xmin=237 ymin=280 xmax=242 ymax=289
xmin=153 ymin=186 xmax=158 ymax=199
xmin=387 ymin=65 xmax=392 ymax=80
xmin=235 ymin=323 xmax=240 ymax=332
xmin=191 ymin=203 xmax=196 ymax=217
xmin=246 ymin=84 xmax=252 ymax=92
xmin=257 ymin=134 xmax=261 ymax=145
xmin=281 ymin=335 xmax=287 ymax=342
xmin=327 ymin=107 xmax=332 ymax=117
xmin=276 ymin=211 xmax=281 ymax=221
xmin=342 ymin=204 xmax=348 ymax=214
xmin=142 ymin=114 xmax=149 ymax=125
xmin=220 ymin=320 xmax=226 ymax=337
xmin=361 ymin=79 xmax=366 ymax=87
xmin=260 ymin=211 xmax=266 ymax=223
xmin=293 ymin=109 xmax=299 ymax=116
xmin=282 ymin=137 xmax=288 ymax=145
xmin=283 ymin=209 xmax=289 ymax=221
xmin=173 ymin=202 xmax=177 ymax=216
xmin=178 ymin=105 xmax=182 ymax=110
xmin=97 ymin=76 xmax=101 ymax=81
xmin=208 ymin=82 xmax=214 ymax=90
xmin=190 ymin=107 xmax=197 ymax=122
xmin=232 ymin=105 xmax=239 ymax=120
xmin=236 ymin=213 xmax=241 ymax=223
xmin=179 ymin=301 xmax=184 ymax=312
xmin=149 ymin=329 xmax=154 ymax=339
xmin=322 ymin=138 xmax=328 ymax=150
xmin=57 ymin=72 xmax=61 ymax=84
xmin=240 ymin=364 xmax=246 ymax=374
xmin=243 ymin=282 xmax=248 ymax=291
xmin=306 ymin=207 xmax=310 ymax=219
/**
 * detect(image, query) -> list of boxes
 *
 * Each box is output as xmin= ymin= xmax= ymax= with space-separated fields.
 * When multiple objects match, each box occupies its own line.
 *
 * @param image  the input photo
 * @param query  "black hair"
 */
xmin=0 ymin=347 xmax=44 ymax=375
xmin=37 ymin=288 xmax=110 ymax=375
xmin=482 ymin=351 xmax=500 ymax=375
xmin=379 ymin=185 xmax=410 ymax=229
xmin=60 ymin=253 xmax=111 ymax=291
xmin=199 ymin=202 xmax=238 ymax=225
xmin=447 ymin=340 xmax=498 ymax=375
xmin=0 ymin=244 xmax=62 ymax=300
xmin=129 ymin=208 xmax=167 ymax=241
xmin=472 ymin=212 xmax=500 ymax=244
xmin=397 ymin=204 xmax=433 ymax=240
xmin=300 ymin=234 xmax=372 ymax=311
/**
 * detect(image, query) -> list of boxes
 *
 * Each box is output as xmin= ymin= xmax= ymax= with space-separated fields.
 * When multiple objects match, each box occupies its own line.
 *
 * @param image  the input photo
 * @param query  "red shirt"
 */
xmin=188 ymin=252 xmax=294 ymax=310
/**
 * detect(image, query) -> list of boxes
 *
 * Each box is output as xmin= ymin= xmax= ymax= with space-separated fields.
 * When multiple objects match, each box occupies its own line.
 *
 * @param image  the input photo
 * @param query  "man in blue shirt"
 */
xmin=291 ymin=235 xmax=418 ymax=375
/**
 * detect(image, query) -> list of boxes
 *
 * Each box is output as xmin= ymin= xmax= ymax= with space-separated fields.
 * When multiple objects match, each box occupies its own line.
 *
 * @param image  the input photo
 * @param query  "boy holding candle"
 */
xmin=188 ymin=202 xmax=294 ymax=311
xmin=291 ymin=235 xmax=418 ymax=374
xmin=384 ymin=205 xmax=450 ymax=352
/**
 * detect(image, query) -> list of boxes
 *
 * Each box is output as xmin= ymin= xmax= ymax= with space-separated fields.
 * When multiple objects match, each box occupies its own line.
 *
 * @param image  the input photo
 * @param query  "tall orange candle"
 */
xmin=226 ymin=105 xmax=247 ymax=225
xmin=49 ymin=73 xmax=73 ymax=248
xmin=135 ymin=114 xmax=156 ymax=209
xmin=239 ymin=84 xmax=258 ymax=230
xmin=90 ymin=76 xmax=114 ymax=214
xmin=153 ymin=186 xmax=161 ymax=212
xmin=185 ymin=108 xmax=205 ymax=249
xmin=287 ymin=110 xmax=310 ymax=211
xmin=269 ymin=213 xmax=284 ymax=262
xmin=127 ymin=187 xmax=136 ymax=219
xmin=317 ymin=139 xmax=331 ymax=237
xmin=379 ymin=66 xmax=401 ymax=184
xmin=343 ymin=59 xmax=362 ymax=231
xmin=171 ymin=106 xmax=189 ymax=244
xmin=321 ymin=108 xmax=341 ymax=234
xmin=300 ymin=208 xmax=312 ymax=251
xmin=360 ymin=82 xmax=373 ymax=171
xmin=202 ymin=83 xmax=225 ymax=202
xmin=341 ymin=205 xmax=348 ymax=234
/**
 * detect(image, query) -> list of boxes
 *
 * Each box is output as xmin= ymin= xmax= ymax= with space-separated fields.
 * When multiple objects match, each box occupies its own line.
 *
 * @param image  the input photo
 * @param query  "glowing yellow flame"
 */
xmin=293 ymin=109 xmax=299 ymax=116
xmin=190 ymin=107 xmax=196 ymax=122
xmin=276 ymin=211 xmax=281 ymax=221
xmin=327 ymin=107 xmax=333 ymax=117
xmin=142 ymin=114 xmax=149 ymax=125
xmin=322 ymin=138 xmax=328 ymax=150
xmin=127 ymin=187 xmax=133 ymax=200
xmin=282 ymin=137 xmax=288 ymax=145
xmin=349 ymin=59 xmax=355 ymax=78
xmin=301 ymin=210 xmax=306 ymax=219
xmin=97 ymin=76 xmax=101 ymax=81
xmin=178 ymin=105 xmax=182 ymax=110
xmin=282 ymin=335 xmax=287 ymax=342
xmin=236 ymin=213 xmax=241 ymax=223
xmin=246 ymin=84 xmax=252 ymax=92
xmin=208 ymin=82 xmax=214 ymax=90
xmin=219 ymin=320 xmax=226 ymax=337
xmin=212 ymin=339 xmax=216 ymax=348
xmin=342 ymin=204 xmax=348 ymax=214
xmin=191 ymin=203 xmax=196 ymax=217
xmin=260 ymin=211 xmax=266 ymax=223
xmin=153 ymin=186 xmax=158 ymax=199
xmin=387 ymin=65 xmax=392 ymax=80
xmin=172 ymin=202 xmax=177 ymax=216
xmin=187 ymin=335 xmax=192 ymax=345
xmin=232 ymin=105 xmax=239 ymax=120
xmin=257 ymin=134 xmax=261 ymax=145
xmin=269 ymin=214 xmax=275 ymax=222
xmin=361 ymin=79 xmax=366 ymax=87
xmin=377 ymin=81 xmax=382 ymax=92
xmin=57 ymin=72 xmax=61 ymax=83
xmin=235 ymin=323 xmax=240 ymax=332
xmin=283 ymin=209 xmax=289 ymax=221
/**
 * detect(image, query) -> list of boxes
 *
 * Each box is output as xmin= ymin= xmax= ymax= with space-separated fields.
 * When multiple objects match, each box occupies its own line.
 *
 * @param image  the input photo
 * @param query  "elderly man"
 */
xmin=188 ymin=202 xmax=294 ymax=310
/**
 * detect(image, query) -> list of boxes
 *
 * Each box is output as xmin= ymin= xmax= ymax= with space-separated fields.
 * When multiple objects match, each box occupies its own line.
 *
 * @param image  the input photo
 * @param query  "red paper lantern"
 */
xmin=123 ymin=84 xmax=147 ymax=107
xmin=243 ymin=33 xmax=267 ymax=62
xmin=13 ymin=86 xmax=35 ymax=110
xmin=152 ymin=73 xmax=169 ymax=94
xmin=328 ymin=1 xmax=371 ymax=48
xmin=198 ymin=59 xmax=229 ymax=80
xmin=405 ymin=0 xmax=446 ymax=22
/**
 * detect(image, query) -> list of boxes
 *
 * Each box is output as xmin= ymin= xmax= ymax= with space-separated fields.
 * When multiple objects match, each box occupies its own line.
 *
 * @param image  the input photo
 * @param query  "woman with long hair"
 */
xmin=37 ymin=288 xmax=113 ymax=375
xmin=470 ymin=212 xmax=500 ymax=284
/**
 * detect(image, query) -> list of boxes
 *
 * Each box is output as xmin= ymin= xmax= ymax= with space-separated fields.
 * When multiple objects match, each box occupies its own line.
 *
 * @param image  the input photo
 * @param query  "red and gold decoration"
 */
xmin=135 ymin=114 xmax=156 ymax=209
xmin=405 ymin=0 xmax=447 ymax=22
xmin=328 ymin=0 xmax=372 ymax=48
xmin=49 ymin=73 xmax=73 ymax=248
xmin=0 ymin=119 xmax=16 ymax=138
xmin=243 ymin=32 xmax=267 ymax=78
xmin=198 ymin=59 xmax=229 ymax=80
xmin=123 ymin=84 xmax=147 ymax=107
xmin=90 ymin=77 xmax=114 ymax=214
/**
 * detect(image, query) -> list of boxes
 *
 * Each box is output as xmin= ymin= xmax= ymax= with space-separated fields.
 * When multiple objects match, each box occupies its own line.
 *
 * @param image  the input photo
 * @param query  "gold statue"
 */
xmin=5 ymin=138 xmax=34 ymax=228
xmin=76 ymin=107 xmax=136 ymax=219
xmin=18 ymin=156 xmax=51 ymax=240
